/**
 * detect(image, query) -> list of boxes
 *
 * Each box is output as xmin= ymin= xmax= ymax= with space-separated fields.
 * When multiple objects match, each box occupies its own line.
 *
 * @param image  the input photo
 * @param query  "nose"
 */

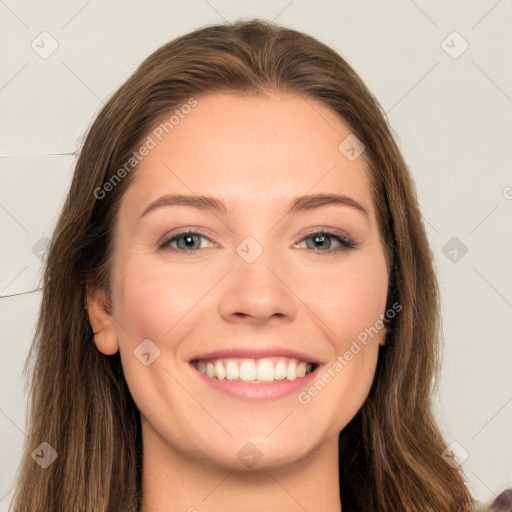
xmin=218 ymin=246 xmax=297 ymax=325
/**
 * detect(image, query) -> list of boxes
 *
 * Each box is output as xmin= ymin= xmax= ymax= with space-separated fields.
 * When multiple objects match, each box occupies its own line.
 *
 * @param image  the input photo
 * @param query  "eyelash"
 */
xmin=158 ymin=228 xmax=357 ymax=256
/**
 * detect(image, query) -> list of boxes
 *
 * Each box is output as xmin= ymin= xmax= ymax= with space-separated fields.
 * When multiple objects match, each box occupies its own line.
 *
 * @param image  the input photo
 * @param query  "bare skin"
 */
xmin=87 ymin=92 xmax=389 ymax=512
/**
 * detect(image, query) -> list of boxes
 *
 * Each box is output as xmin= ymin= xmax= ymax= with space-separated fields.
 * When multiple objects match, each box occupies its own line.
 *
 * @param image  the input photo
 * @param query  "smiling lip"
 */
xmin=188 ymin=345 xmax=323 ymax=364
xmin=190 ymin=361 xmax=323 ymax=401
xmin=188 ymin=345 xmax=324 ymax=401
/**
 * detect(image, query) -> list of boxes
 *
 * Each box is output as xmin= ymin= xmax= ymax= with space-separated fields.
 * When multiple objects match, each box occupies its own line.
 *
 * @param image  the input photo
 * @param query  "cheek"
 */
xmin=116 ymin=255 xmax=208 ymax=342
xmin=299 ymin=252 xmax=387 ymax=430
xmin=113 ymin=257 xmax=203 ymax=438
xmin=306 ymin=251 xmax=389 ymax=347
xmin=113 ymin=254 xmax=227 ymax=405
xmin=307 ymin=344 xmax=379 ymax=434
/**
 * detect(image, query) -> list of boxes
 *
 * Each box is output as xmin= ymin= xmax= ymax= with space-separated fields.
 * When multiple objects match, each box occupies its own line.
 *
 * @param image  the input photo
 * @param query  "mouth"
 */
xmin=190 ymin=356 xmax=320 ymax=383
xmin=188 ymin=350 xmax=324 ymax=401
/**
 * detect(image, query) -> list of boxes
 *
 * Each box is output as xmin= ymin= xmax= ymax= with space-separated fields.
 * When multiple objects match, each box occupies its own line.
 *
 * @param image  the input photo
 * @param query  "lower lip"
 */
xmin=190 ymin=363 xmax=323 ymax=401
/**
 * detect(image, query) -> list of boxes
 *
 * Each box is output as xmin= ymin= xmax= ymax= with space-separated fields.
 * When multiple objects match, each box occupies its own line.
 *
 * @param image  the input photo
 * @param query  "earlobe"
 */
xmin=85 ymin=283 xmax=120 ymax=356
xmin=92 ymin=328 xmax=119 ymax=356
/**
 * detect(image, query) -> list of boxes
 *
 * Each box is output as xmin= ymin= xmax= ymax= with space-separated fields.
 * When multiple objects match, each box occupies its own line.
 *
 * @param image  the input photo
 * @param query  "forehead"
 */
xmin=120 ymin=92 xmax=374 ymax=222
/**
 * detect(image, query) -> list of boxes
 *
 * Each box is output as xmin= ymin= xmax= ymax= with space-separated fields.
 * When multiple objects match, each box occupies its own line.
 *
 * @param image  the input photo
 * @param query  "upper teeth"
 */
xmin=193 ymin=357 xmax=314 ymax=383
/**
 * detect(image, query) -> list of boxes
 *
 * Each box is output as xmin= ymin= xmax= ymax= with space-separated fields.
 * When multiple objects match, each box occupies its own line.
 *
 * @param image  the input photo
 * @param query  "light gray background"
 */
xmin=1 ymin=1 xmax=511 ymax=509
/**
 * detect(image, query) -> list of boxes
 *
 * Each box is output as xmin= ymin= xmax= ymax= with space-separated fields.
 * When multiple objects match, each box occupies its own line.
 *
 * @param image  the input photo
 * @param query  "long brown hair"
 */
xmin=10 ymin=19 xmax=477 ymax=511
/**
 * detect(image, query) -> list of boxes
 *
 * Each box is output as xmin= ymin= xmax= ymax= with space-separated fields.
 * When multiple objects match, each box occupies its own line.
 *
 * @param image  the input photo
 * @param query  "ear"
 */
xmin=86 ymin=282 xmax=119 ymax=356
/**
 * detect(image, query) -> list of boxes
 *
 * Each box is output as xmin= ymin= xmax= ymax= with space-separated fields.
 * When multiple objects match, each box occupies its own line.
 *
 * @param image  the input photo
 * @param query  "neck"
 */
xmin=139 ymin=417 xmax=342 ymax=512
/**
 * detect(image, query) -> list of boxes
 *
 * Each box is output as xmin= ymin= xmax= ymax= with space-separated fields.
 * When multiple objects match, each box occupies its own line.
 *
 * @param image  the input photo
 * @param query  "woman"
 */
xmin=10 ymin=19 xmax=477 ymax=512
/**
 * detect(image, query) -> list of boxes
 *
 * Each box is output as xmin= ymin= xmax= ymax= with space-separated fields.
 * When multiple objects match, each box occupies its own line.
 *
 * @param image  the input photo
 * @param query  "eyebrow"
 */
xmin=137 ymin=192 xmax=369 ymax=223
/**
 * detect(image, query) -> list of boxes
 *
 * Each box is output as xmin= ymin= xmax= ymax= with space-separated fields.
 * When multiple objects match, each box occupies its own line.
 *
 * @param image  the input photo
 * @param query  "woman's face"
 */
xmin=90 ymin=92 xmax=389 ymax=471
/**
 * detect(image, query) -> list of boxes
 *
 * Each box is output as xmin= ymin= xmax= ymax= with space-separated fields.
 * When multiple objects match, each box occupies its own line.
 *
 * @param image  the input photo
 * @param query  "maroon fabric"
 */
xmin=489 ymin=489 xmax=512 ymax=512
